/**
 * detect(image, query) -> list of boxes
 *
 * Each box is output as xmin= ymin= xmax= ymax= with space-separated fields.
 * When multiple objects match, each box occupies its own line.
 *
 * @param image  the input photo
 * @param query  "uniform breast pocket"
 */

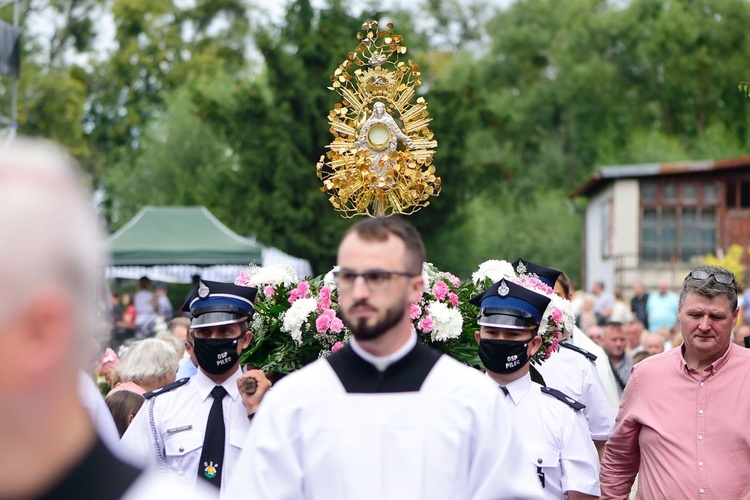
xmin=530 ymin=444 xmax=560 ymax=470
xmin=529 ymin=444 xmax=560 ymax=489
xmin=164 ymin=429 xmax=203 ymax=470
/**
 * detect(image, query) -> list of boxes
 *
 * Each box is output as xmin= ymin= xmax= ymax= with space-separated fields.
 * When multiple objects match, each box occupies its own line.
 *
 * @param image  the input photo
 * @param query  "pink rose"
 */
xmin=432 ymin=281 xmax=449 ymax=301
xmin=264 ymin=285 xmax=276 ymax=297
xmin=410 ymin=303 xmax=422 ymax=320
xmin=551 ymin=308 xmax=563 ymax=323
xmin=297 ymin=281 xmax=310 ymax=295
xmin=332 ymin=341 xmax=344 ymax=353
xmin=330 ymin=316 xmax=343 ymax=333
xmin=446 ymin=273 xmax=461 ymax=287
xmin=288 ymin=289 xmax=300 ymax=303
xmin=448 ymin=293 xmax=459 ymax=307
xmin=316 ymin=313 xmax=331 ymax=333
xmin=318 ymin=286 xmax=332 ymax=311
xmin=418 ymin=315 xmax=434 ymax=333
xmin=234 ymin=270 xmax=253 ymax=287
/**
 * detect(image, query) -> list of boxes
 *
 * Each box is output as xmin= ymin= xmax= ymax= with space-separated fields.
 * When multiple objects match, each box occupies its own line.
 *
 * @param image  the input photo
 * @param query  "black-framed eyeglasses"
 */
xmin=333 ymin=269 xmax=418 ymax=291
xmin=685 ymin=270 xmax=735 ymax=286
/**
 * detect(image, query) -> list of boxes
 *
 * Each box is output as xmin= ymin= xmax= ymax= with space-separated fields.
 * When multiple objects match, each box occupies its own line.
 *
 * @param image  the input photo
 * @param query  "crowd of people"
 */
xmin=3 ymin=137 xmax=750 ymax=499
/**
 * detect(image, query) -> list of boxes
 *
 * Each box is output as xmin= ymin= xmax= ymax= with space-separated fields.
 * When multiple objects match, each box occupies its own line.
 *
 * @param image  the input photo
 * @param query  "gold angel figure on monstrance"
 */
xmin=316 ymin=21 xmax=440 ymax=217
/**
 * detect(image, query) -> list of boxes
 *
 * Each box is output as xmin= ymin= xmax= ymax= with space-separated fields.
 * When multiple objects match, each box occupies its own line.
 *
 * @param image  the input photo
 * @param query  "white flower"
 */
xmin=281 ymin=297 xmax=318 ymax=344
xmin=246 ymin=264 xmax=299 ymax=288
xmin=422 ymin=262 xmax=436 ymax=293
xmin=323 ymin=266 xmax=339 ymax=289
xmin=539 ymin=294 xmax=576 ymax=340
xmin=427 ymin=301 xmax=463 ymax=342
xmin=472 ymin=260 xmax=516 ymax=285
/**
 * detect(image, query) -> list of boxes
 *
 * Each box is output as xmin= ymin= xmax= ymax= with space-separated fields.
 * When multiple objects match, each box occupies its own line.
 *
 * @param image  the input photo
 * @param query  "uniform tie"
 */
xmin=197 ymin=385 xmax=228 ymax=488
xmin=499 ymin=385 xmax=509 ymax=396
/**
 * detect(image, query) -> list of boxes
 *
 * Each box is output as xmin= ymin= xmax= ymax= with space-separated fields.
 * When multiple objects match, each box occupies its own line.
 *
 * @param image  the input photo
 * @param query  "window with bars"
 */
xmin=640 ymin=180 xmax=717 ymax=263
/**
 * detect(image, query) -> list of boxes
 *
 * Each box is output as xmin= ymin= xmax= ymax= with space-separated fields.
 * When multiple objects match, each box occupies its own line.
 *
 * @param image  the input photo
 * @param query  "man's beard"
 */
xmin=344 ymin=301 xmax=406 ymax=342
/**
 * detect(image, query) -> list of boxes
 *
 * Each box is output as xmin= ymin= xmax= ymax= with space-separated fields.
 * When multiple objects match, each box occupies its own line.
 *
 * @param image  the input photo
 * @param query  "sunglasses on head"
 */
xmin=685 ymin=270 xmax=735 ymax=286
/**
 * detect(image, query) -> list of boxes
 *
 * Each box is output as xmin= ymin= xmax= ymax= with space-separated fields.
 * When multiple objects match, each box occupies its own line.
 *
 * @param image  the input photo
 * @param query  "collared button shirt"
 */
xmin=536 ymin=346 xmax=615 ymax=441
xmin=121 ymin=366 xmax=250 ymax=491
xmin=496 ymin=373 xmax=600 ymax=499
xmin=600 ymin=343 xmax=750 ymax=499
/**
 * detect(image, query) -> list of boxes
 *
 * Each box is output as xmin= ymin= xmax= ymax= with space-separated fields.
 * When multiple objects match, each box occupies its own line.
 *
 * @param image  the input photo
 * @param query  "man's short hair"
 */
xmin=680 ymin=265 xmax=738 ymax=311
xmin=341 ymin=217 xmax=425 ymax=274
xmin=118 ymin=338 xmax=179 ymax=386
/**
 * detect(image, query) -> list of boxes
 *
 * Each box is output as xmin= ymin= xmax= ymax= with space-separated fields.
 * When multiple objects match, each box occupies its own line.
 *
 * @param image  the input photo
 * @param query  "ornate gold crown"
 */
xmin=316 ymin=21 xmax=440 ymax=217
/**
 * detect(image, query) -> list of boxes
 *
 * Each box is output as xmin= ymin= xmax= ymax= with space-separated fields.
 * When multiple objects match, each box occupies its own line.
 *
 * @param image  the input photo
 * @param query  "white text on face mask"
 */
xmin=505 ymin=355 xmax=520 ymax=369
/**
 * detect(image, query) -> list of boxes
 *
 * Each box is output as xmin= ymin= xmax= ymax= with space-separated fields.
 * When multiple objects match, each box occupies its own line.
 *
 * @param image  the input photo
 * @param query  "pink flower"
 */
xmin=432 ymin=281 xmax=449 ymax=301
xmin=264 ymin=285 xmax=276 ymax=297
xmin=526 ymin=277 xmax=554 ymax=295
xmin=410 ymin=303 xmax=422 ymax=319
xmin=332 ymin=341 xmax=344 ymax=353
xmin=234 ymin=270 xmax=253 ymax=287
xmin=551 ymin=308 xmax=563 ymax=323
xmin=448 ymin=293 xmax=459 ymax=307
xmin=318 ymin=286 xmax=332 ymax=311
xmin=289 ymin=282 xmax=311 ymax=303
xmin=446 ymin=273 xmax=461 ymax=287
xmin=418 ymin=315 xmax=434 ymax=333
xmin=330 ymin=316 xmax=343 ymax=333
xmin=315 ymin=313 xmax=331 ymax=333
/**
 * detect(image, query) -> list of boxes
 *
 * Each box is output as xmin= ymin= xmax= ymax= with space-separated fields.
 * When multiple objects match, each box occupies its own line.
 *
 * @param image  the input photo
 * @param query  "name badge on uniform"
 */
xmin=166 ymin=425 xmax=193 ymax=435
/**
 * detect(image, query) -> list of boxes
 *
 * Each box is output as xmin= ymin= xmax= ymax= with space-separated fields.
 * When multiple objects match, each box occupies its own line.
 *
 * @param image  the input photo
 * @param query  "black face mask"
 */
xmin=478 ymin=338 xmax=530 ymax=374
xmin=192 ymin=332 xmax=244 ymax=375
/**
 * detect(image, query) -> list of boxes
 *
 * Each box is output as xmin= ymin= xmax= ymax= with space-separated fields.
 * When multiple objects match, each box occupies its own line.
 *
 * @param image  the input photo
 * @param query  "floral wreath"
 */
xmin=469 ymin=259 xmax=576 ymax=365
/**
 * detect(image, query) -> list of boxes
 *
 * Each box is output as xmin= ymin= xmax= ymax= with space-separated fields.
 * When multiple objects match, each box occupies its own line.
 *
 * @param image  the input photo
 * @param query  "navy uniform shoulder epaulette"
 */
xmin=144 ymin=377 xmax=190 ymax=399
xmin=541 ymin=387 xmax=586 ymax=411
xmin=560 ymin=341 xmax=597 ymax=362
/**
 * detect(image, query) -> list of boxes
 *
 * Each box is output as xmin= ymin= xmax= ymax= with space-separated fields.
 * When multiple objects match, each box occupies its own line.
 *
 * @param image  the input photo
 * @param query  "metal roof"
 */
xmin=570 ymin=155 xmax=750 ymax=198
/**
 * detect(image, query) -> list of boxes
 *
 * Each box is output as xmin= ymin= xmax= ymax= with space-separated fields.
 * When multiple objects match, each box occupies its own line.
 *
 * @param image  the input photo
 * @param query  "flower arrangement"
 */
xmin=235 ymin=264 xmax=349 ymax=374
xmin=95 ymin=347 xmax=120 ymax=395
xmin=467 ymin=259 xmax=576 ymax=365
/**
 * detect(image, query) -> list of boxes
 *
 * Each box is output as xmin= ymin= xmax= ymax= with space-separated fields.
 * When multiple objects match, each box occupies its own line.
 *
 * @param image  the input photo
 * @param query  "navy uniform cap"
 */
xmin=181 ymin=280 xmax=257 ymax=328
xmin=512 ymin=259 xmax=561 ymax=288
xmin=469 ymin=279 xmax=551 ymax=330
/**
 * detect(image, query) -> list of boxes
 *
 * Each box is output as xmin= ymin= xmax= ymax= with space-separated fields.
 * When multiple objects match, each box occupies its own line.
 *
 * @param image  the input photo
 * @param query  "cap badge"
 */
xmin=498 ymin=280 xmax=510 ymax=297
xmin=198 ymin=281 xmax=210 ymax=299
xmin=516 ymin=261 xmax=527 ymax=274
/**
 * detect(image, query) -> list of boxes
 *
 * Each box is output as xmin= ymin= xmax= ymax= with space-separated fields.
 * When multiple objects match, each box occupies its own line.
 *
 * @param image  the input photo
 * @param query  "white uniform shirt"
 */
xmin=224 ymin=344 xmax=544 ymax=500
xmin=570 ymin=328 xmax=621 ymax=414
xmin=536 ymin=345 xmax=615 ymax=441
xmin=121 ymin=366 xmax=250 ymax=491
xmin=497 ymin=373 xmax=600 ymax=499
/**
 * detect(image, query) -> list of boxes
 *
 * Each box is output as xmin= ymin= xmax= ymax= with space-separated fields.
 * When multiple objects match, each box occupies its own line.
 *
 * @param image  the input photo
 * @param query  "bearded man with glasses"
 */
xmin=600 ymin=265 xmax=750 ymax=499
xmin=226 ymin=217 xmax=543 ymax=499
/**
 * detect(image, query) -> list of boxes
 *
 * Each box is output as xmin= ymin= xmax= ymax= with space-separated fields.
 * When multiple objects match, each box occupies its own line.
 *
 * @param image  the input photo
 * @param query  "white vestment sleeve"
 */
xmin=223 ymin=388 xmax=302 ymax=500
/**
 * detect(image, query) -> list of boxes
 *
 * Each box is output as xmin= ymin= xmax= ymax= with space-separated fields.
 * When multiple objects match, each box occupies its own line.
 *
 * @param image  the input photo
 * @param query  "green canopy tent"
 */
xmin=107 ymin=206 xmax=262 ymax=266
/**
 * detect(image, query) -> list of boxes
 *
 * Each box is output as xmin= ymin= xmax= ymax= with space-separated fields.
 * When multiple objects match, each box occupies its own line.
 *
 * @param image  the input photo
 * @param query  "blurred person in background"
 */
xmin=105 ymin=390 xmax=146 ymax=438
xmin=625 ymin=319 xmax=645 ymax=356
xmin=630 ymin=280 xmax=649 ymax=328
xmin=602 ymin=321 xmax=631 ymax=398
xmin=641 ymin=332 xmax=665 ymax=355
xmin=646 ymin=278 xmax=679 ymax=332
xmin=108 ymin=338 xmax=179 ymax=396
xmin=0 ymin=139 xmax=213 ymax=499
